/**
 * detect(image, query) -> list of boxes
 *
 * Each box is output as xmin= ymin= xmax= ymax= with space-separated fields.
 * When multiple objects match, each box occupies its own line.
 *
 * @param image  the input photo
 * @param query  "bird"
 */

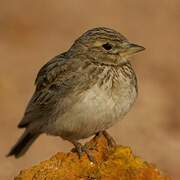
xmin=7 ymin=27 xmax=145 ymax=162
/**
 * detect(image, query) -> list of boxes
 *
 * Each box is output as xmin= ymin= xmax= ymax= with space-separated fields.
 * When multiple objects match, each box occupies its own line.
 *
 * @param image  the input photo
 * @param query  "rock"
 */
xmin=15 ymin=134 xmax=171 ymax=180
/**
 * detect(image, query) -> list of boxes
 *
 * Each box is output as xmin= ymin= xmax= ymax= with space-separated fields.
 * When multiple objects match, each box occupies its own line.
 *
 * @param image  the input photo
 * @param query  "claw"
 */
xmin=71 ymin=140 xmax=96 ymax=163
xmin=73 ymin=141 xmax=83 ymax=158
xmin=82 ymin=146 xmax=96 ymax=163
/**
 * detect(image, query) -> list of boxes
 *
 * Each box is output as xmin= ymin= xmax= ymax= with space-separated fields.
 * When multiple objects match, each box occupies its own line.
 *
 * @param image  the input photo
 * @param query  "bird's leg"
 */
xmin=71 ymin=140 xmax=96 ymax=163
xmin=71 ymin=141 xmax=83 ymax=158
xmin=97 ymin=131 xmax=116 ymax=147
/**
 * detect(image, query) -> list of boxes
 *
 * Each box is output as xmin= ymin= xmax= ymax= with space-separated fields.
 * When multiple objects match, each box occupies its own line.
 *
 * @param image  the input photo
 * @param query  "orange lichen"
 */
xmin=15 ymin=134 xmax=171 ymax=180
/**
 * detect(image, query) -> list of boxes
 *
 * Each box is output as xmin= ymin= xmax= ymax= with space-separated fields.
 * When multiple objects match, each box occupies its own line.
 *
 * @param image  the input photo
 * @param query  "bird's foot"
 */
xmin=96 ymin=131 xmax=116 ymax=147
xmin=71 ymin=141 xmax=96 ymax=163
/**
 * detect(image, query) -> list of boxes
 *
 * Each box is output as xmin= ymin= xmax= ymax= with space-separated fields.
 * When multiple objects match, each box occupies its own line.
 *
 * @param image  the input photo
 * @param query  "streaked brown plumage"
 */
xmin=7 ymin=27 xmax=145 ymax=162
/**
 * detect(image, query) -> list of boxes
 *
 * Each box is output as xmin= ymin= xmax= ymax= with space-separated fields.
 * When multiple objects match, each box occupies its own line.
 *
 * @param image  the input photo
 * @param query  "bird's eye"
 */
xmin=102 ymin=43 xmax=112 ymax=50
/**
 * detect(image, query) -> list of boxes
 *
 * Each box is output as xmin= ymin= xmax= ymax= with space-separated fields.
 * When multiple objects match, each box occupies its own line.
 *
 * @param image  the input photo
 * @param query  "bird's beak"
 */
xmin=120 ymin=42 xmax=145 ymax=58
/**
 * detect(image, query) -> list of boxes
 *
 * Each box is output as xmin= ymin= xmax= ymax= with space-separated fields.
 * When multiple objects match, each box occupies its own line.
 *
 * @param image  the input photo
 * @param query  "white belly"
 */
xmin=49 ymin=83 xmax=137 ymax=140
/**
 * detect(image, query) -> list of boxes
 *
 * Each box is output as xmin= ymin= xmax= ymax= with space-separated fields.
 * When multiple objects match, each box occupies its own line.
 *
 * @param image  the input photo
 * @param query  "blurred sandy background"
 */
xmin=0 ymin=0 xmax=180 ymax=179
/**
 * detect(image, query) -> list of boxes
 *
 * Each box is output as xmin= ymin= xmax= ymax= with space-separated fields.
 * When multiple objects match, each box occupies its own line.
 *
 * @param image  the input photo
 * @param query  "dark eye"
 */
xmin=102 ymin=43 xmax=112 ymax=50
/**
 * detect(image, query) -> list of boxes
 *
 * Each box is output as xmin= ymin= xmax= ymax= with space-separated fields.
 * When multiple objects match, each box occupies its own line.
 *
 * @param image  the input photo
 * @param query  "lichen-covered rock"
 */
xmin=15 ymin=134 xmax=171 ymax=180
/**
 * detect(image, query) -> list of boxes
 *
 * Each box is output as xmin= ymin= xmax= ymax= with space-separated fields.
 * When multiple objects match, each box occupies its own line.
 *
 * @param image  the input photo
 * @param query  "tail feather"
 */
xmin=7 ymin=131 xmax=39 ymax=158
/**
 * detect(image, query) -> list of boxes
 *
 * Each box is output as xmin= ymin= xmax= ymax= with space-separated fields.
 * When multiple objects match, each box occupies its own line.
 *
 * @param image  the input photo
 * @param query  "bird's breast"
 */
xmin=77 ymin=80 xmax=137 ymax=122
xmin=49 ymin=65 xmax=137 ymax=140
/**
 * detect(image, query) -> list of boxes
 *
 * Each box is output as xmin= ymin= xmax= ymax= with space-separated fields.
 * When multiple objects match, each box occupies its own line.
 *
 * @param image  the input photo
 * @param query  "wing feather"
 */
xmin=18 ymin=52 xmax=79 ymax=128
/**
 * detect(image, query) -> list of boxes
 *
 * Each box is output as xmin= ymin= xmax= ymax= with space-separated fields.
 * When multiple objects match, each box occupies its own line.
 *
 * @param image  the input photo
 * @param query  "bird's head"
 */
xmin=69 ymin=27 xmax=145 ymax=65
